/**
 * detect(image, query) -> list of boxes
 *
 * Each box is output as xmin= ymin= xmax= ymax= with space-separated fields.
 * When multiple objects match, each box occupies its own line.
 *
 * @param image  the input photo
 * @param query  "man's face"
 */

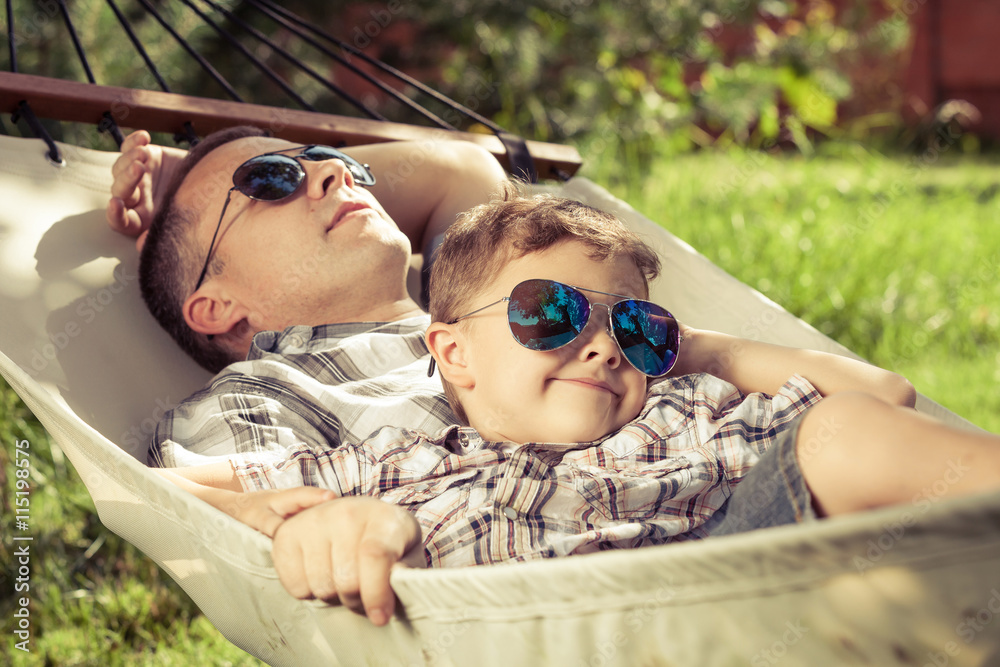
xmin=457 ymin=240 xmax=650 ymax=444
xmin=179 ymin=137 xmax=412 ymax=331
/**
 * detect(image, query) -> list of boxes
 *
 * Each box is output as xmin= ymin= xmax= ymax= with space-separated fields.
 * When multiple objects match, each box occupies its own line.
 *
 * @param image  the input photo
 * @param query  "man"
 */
xmin=108 ymin=127 xmax=507 ymax=467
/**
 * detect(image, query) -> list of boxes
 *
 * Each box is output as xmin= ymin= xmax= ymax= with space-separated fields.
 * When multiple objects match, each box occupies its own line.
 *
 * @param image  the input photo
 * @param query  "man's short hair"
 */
xmin=427 ymin=182 xmax=661 ymax=423
xmin=139 ymin=125 xmax=268 ymax=373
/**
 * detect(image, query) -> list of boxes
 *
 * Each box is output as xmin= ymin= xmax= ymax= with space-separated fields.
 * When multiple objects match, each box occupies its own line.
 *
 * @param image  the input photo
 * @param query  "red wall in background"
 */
xmin=905 ymin=0 xmax=1000 ymax=140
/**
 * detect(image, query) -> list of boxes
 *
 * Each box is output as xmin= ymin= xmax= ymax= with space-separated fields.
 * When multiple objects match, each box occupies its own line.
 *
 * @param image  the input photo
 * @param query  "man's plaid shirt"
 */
xmin=233 ymin=372 xmax=822 ymax=567
xmin=148 ymin=316 xmax=456 ymax=468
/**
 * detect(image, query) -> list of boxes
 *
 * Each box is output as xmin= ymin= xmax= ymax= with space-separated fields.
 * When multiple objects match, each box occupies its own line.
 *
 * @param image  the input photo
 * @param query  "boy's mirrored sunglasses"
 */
xmin=192 ymin=145 xmax=376 ymax=292
xmin=429 ymin=278 xmax=682 ymax=378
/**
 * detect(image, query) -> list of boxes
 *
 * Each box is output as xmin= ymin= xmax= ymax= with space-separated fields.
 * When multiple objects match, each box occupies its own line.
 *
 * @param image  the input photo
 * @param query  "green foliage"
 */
xmin=5 ymin=1 xmax=911 ymax=167
xmin=394 ymin=0 xmax=902 ymax=179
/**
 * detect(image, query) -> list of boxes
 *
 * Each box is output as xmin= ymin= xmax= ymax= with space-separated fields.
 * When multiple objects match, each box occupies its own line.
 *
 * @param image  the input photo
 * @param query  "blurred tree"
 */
xmin=2 ymin=0 xmax=905 ymax=165
xmin=388 ymin=0 xmax=902 ymax=171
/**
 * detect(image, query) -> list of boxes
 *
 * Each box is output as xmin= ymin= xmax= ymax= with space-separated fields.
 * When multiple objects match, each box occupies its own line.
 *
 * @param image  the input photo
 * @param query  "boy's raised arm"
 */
xmin=671 ymin=327 xmax=916 ymax=407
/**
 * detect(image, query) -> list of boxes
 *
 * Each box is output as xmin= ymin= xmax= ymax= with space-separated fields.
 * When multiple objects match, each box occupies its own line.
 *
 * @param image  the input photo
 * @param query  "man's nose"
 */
xmin=304 ymin=158 xmax=355 ymax=199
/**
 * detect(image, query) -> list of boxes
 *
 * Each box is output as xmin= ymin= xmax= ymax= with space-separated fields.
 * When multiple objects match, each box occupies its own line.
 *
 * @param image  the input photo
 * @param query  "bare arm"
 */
xmin=154 ymin=463 xmax=334 ymax=537
xmin=671 ymin=326 xmax=916 ymax=407
xmin=346 ymin=140 xmax=507 ymax=253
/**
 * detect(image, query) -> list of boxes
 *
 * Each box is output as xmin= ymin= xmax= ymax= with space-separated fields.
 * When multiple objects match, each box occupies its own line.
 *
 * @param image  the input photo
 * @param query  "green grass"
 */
xmin=585 ymin=141 xmax=1000 ymax=433
xmin=2 ymin=142 xmax=999 ymax=664
xmin=0 ymin=382 xmax=263 ymax=666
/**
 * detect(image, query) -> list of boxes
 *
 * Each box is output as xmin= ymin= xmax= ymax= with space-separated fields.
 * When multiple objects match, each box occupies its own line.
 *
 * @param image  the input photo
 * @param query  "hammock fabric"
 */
xmin=1 ymin=133 xmax=999 ymax=666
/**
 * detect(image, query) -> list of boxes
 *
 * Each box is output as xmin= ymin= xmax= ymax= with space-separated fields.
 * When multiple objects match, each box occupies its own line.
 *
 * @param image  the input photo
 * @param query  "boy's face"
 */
xmin=451 ymin=239 xmax=649 ymax=444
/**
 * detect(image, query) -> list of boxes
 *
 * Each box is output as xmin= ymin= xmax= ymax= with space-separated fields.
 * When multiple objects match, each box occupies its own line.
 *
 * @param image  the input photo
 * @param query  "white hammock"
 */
xmin=2 ymin=133 xmax=998 ymax=666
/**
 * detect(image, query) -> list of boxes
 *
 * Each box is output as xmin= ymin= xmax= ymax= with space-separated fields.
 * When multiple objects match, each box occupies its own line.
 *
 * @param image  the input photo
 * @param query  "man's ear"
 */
xmin=183 ymin=285 xmax=252 ymax=340
xmin=425 ymin=322 xmax=475 ymax=388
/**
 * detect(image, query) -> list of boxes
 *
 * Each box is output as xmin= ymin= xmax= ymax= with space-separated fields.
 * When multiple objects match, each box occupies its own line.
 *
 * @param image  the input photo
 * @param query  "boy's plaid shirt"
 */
xmin=233 ymin=372 xmax=822 ymax=567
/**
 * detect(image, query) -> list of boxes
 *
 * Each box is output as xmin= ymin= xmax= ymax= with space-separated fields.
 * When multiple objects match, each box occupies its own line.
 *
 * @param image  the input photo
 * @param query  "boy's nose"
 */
xmin=576 ymin=306 xmax=622 ymax=368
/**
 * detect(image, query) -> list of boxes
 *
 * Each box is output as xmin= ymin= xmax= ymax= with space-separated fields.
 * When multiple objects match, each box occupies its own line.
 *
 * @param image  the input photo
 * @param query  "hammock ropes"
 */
xmin=3 ymin=0 xmax=546 ymax=181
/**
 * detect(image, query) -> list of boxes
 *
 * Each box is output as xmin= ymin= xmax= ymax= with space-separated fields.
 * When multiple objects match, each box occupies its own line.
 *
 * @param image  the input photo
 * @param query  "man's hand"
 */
xmin=106 ymin=130 xmax=186 ymax=251
xmin=271 ymin=496 xmax=424 ymax=626
xmin=220 ymin=486 xmax=337 ymax=538
xmin=155 ymin=466 xmax=336 ymax=538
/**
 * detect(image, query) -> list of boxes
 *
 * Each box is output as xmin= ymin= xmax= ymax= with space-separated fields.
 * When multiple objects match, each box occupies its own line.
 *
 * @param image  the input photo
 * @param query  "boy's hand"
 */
xmin=106 ymin=130 xmax=186 ymax=251
xmin=270 ymin=497 xmax=424 ymax=626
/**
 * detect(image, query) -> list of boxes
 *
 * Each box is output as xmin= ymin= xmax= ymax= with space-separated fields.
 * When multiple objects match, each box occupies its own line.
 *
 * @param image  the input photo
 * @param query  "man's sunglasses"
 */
xmin=192 ymin=145 xmax=376 ymax=292
xmin=430 ymin=278 xmax=682 ymax=377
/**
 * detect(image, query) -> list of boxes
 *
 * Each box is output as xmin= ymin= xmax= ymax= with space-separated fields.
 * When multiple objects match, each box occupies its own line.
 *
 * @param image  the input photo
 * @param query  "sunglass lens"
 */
xmin=234 ymin=156 xmax=304 ymax=201
xmin=508 ymin=279 xmax=590 ymax=351
xmin=612 ymin=301 xmax=679 ymax=376
xmin=298 ymin=145 xmax=337 ymax=159
xmin=299 ymin=146 xmax=375 ymax=186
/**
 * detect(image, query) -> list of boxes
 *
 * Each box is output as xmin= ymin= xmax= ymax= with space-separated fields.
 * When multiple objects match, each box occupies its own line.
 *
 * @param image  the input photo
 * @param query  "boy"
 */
xmin=160 ymin=185 xmax=1000 ymax=627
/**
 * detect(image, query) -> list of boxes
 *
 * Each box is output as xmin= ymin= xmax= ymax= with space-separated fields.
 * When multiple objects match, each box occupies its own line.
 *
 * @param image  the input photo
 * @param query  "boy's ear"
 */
xmin=425 ymin=322 xmax=475 ymax=388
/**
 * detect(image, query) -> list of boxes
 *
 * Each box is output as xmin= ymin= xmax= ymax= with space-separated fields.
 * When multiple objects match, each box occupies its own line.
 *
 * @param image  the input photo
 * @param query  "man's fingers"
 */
xmin=329 ymin=512 xmax=365 ymax=612
xmin=120 ymin=129 xmax=151 ymax=154
xmin=268 ymin=487 xmax=336 ymax=518
xmin=109 ymin=160 xmax=146 ymax=202
xmin=106 ymin=197 xmax=128 ymax=233
xmin=269 ymin=497 xmax=421 ymax=626
xmin=300 ymin=537 xmax=342 ymax=603
xmin=110 ymin=146 xmax=141 ymax=180
xmin=106 ymin=198 xmax=144 ymax=236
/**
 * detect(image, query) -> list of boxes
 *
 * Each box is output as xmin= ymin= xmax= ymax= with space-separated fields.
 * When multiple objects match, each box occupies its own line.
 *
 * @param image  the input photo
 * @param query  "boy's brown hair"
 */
xmin=427 ymin=182 xmax=661 ymax=423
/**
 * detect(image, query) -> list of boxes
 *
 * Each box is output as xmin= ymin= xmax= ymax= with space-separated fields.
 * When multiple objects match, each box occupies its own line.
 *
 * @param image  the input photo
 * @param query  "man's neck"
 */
xmin=228 ymin=296 xmax=427 ymax=361
xmin=352 ymin=297 xmax=426 ymax=324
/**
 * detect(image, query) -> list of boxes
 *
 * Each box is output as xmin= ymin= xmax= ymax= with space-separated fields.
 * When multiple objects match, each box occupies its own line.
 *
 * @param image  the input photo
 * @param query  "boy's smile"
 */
xmin=452 ymin=239 xmax=650 ymax=444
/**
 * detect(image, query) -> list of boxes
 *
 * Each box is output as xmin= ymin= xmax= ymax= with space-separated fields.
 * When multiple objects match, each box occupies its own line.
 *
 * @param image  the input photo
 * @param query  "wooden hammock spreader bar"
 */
xmin=0 ymin=72 xmax=582 ymax=179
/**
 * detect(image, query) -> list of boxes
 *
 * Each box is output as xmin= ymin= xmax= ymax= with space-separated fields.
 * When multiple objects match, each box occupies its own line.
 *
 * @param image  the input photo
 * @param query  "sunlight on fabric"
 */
xmin=39 ymin=257 xmax=125 ymax=309
xmin=0 ymin=191 xmax=48 ymax=299
xmin=161 ymin=558 xmax=211 ymax=579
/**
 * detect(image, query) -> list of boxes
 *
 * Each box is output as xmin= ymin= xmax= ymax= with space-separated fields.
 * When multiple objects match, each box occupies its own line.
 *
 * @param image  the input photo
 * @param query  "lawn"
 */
xmin=2 ymin=143 xmax=998 ymax=664
xmin=587 ymin=141 xmax=1000 ymax=434
xmin=0 ymin=387 xmax=263 ymax=665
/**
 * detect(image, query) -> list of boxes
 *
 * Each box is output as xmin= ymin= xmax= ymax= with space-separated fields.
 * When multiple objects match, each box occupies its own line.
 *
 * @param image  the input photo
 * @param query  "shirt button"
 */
xmin=502 ymin=506 xmax=517 ymax=520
